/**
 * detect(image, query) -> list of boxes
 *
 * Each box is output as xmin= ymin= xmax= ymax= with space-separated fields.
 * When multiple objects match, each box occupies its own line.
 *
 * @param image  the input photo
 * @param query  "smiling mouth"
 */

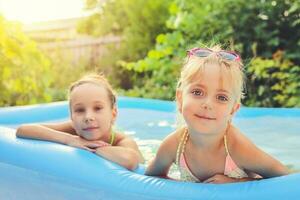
xmin=194 ymin=114 xmax=216 ymax=120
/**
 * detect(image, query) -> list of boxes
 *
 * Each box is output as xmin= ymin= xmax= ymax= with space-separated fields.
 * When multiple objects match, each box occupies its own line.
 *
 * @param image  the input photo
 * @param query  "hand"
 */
xmin=203 ymin=174 xmax=239 ymax=184
xmin=66 ymin=135 xmax=111 ymax=152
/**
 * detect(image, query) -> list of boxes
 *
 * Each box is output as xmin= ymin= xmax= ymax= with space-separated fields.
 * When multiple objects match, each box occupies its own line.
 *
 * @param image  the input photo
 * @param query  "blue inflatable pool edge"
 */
xmin=1 ymin=97 xmax=300 ymax=200
xmin=1 ymin=126 xmax=299 ymax=200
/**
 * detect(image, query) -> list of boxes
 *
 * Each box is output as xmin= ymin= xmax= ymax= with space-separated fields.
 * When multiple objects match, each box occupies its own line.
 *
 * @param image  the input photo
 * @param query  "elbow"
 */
xmin=269 ymin=163 xmax=289 ymax=177
xmin=278 ymin=165 xmax=289 ymax=176
xmin=261 ymin=164 xmax=290 ymax=178
xmin=123 ymin=151 xmax=139 ymax=171
xmin=16 ymin=125 xmax=28 ymax=137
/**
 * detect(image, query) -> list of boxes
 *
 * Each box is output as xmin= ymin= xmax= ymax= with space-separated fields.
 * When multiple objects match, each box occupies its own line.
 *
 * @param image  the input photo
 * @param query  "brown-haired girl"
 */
xmin=17 ymin=74 xmax=144 ymax=170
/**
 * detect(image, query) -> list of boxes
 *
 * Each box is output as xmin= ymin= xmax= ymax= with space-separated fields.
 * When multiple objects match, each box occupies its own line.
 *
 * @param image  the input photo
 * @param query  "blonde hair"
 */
xmin=177 ymin=46 xmax=245 ymax=103
xmin=69 ymin=74 xmax=116 ymax=108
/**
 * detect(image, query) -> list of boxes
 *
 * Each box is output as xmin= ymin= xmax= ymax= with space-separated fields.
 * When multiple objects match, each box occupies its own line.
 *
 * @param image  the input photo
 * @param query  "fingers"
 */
xmin=203 ymin=174 xmax=236 ymax=184
xmin=81 ymin=146 xmax=96 ymax=152
xmin=82 ymin=143 xmax=109 ymax=152
xmin=203 ymin=174 xmax=224 ymax=184
xmin=87 ymin=147 xmax=97 ymax=152
xmin=70 ymin=138 xmax=111 ymax=152
xmin=203 ymin=177 xmax=215 ymax=183
xmin=85 ymin=141 xmax=111 ymax=148
xmin=85 ymin=143 xmax=103 ymax=148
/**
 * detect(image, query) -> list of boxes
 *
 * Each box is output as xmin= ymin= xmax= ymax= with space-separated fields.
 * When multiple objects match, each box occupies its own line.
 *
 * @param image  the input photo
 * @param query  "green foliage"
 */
xmin=0 ymin=16 xmax=52 ymax=106
xmin=123 ymin=0 xmax=300 ymax=107
xmin=77 ymin=0 xmax=171 ymax=88
xmin=245 ymin=51 xmax=300 ymax=107
xmin=0 ymin=17 xmax=92 ymax=106
xmin=2 ymin=1 xmax=299 ymax=107
xmin=46 ymin=50 xmax=92 ymax=102
xmin=123 ymin=31 xmax=185 ymax=100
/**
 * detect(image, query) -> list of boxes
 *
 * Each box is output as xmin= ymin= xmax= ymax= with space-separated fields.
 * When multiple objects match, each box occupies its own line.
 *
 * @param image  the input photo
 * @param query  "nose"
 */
xmin=200 ymin=97 xmax=212 ymax=110
xmin=84 ymin=110 xmax=95 ymax=122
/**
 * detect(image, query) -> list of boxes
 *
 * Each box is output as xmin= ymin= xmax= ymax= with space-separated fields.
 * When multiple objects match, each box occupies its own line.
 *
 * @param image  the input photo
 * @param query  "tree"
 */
xmin=0 ymin=16 xmax=52 ymax=106
xmin=124 ymin=0 xmax=300 ymax=107
xmin=77 ymin=0 xmax=171 ymax=88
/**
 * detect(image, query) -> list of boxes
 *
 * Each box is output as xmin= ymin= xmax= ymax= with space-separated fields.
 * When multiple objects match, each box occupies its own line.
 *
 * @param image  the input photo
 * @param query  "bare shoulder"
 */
xmin=156 ymin=127 xmax=185 ymax=161
xmin=145 ymin=127 xmax=186 ymax=176
xmin=113 ymin=131 xmax=145 ymax=163
xmin=228 ymin=125 xmax=254 ymax=147
xmin=226 ymin=125 xmax=258 ymax=161
xmin=114 ymin=131 xmax=135 ymax=145
xmin=161 ymin=128 xmax=184 ymax=150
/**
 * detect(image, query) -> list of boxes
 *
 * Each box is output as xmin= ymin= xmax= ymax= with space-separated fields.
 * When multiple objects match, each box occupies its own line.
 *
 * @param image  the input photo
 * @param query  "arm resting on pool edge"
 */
xmin=16 ymin=124 xmax=106 ymax=152
xmin=16 ymin=124 xmax=74 ymax=144
xmin=202 ymin=173 xmax=262 ymax=184
xmin=231 ymin=129 xmax=289 ymax=178
xmin=145 ymin=132 xmax=178 ymax=178
xmin=41 ymin=121 xmax=77 ymax=135
xmin=16 ymin=121 xmax=76 ymax=141
xmin=95 ymin=136 xmax=144 ymax=171
xmin=95 ymin=146 xmax=139 ymax=171
xmin=16 ymin=123 xmax=145 ymax=168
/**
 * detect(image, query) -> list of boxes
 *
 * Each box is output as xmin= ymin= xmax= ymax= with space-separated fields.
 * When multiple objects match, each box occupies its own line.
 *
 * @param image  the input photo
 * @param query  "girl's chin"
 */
xmin=80 ymin=133 xmax=102 ymax=141
xmin=190 ymin=127 xmax=215 ymax=135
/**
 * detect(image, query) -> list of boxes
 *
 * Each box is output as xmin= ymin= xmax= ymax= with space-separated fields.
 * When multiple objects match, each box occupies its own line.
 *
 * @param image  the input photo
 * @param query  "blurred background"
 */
xmin=0 ymin=0 xmax=299 ymax=107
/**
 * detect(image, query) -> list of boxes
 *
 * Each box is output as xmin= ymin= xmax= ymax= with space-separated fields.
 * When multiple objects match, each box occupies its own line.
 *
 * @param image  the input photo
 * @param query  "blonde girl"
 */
xmin=146 ymin=46 xmax=288 ymax=183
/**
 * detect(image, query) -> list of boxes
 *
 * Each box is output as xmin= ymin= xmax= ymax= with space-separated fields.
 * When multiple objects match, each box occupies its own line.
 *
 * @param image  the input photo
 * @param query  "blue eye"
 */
xmin=217 ymin=95 xmax=228 ymax=102
xmin=191 ymin=89 xmax=204 ymax=96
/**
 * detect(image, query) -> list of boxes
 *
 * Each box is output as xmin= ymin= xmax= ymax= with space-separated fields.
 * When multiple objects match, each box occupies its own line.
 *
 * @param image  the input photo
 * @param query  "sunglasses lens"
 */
xmin=193 ymin=49 xmax=211 ymax=57
xmin=188 ymin=48 xmax=240 ymax=61
xmin=219 ymin=52 xmax=238 ymax=61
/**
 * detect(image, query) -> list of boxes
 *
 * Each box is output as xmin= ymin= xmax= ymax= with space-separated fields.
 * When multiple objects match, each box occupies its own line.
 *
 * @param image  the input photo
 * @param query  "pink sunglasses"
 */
xmin=187 ymin=48 xmax=241 ymax=61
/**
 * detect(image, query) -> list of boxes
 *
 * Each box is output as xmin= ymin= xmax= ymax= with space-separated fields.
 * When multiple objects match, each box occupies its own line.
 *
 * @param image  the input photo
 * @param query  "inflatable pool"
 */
xmin=0 ymin=97 xmax=300 ymax=200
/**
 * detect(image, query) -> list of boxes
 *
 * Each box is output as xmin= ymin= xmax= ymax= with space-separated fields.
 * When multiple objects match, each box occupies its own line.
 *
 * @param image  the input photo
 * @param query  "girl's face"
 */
xmin=69 ymin=83 xmax=117 ymax=141
xmin=177 ymin=63 xmax=240 ymax=136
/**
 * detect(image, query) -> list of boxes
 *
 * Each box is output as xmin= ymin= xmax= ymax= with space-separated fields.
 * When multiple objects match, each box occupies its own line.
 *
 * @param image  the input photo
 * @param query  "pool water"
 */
xmin=5 ymin=102 xmax=300 ymax=173
xmin=116 ymin=108 xmax=300 ymax=173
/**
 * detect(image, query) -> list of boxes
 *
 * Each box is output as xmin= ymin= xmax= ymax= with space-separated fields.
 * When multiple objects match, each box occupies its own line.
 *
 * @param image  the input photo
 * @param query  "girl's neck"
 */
xmin=187 ymin=127 xmax=226 ymax=151
xmin=99 ymin=129 xmax=113 ymax=144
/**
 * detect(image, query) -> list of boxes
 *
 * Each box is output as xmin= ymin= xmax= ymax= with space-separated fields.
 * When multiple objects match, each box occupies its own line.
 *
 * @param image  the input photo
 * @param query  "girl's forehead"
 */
xmin=188 ymin=66 xmax=234 ymax=89
xmin=71 ymin=83 xmax=106 ymax=94
xmin=70 ymin=83 xmax=109 ymax=104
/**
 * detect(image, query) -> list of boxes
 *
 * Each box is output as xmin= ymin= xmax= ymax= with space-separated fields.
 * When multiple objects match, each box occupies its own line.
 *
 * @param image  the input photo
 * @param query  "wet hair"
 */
xmin=177 ymin=45 xmax=245 ymax=103
xmin=69 ymin=74 xmax=116 ymax=108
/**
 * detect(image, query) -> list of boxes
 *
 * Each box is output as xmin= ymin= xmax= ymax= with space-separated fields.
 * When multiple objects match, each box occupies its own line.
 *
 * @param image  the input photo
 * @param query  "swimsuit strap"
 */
xmin=176 ymin=128 xmax=189 ymax=165
xmin=177 ymin=128 xmax=230 ymax=158
xmin=224 ymin=134 xmax=230 ymax=155
xmin=109 ymin=131 xmax=115 ymax=145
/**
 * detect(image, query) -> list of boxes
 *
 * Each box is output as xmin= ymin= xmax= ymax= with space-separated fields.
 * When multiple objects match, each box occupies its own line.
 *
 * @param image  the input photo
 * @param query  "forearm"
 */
xmin=16 ymin=124 xmax=71 ymax=144
xmin=147 ymin=172 xmax=172 ymax=180
xmin=145 ymin=160 xmax=160 ymax=176
xmin=145 ymin=158 xmax=170 ymax=178
xmin=264 ymin=164 xmax=289 ymax=178
xmin=95 ymin=146 xmax=139 ymax=170
xmin=42 ymin=121 xmax=76 ymax=135
xmin=245 ymin=160 xmax=289 ymax=178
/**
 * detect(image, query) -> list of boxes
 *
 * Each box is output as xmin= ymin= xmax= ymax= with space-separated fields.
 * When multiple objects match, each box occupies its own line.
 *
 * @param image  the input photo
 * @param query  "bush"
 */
xmin=245 ymin=51 xmax=300 ymax=107
xmin=0 ymin=16 xmax=91 ymax=106
xmin=0 ymin=16 xmax=52 ymax=106
xmin=123 ymin=0 xmax=300 ymax=107
xmin=77 ymin=0 xmax=172 ymax=89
